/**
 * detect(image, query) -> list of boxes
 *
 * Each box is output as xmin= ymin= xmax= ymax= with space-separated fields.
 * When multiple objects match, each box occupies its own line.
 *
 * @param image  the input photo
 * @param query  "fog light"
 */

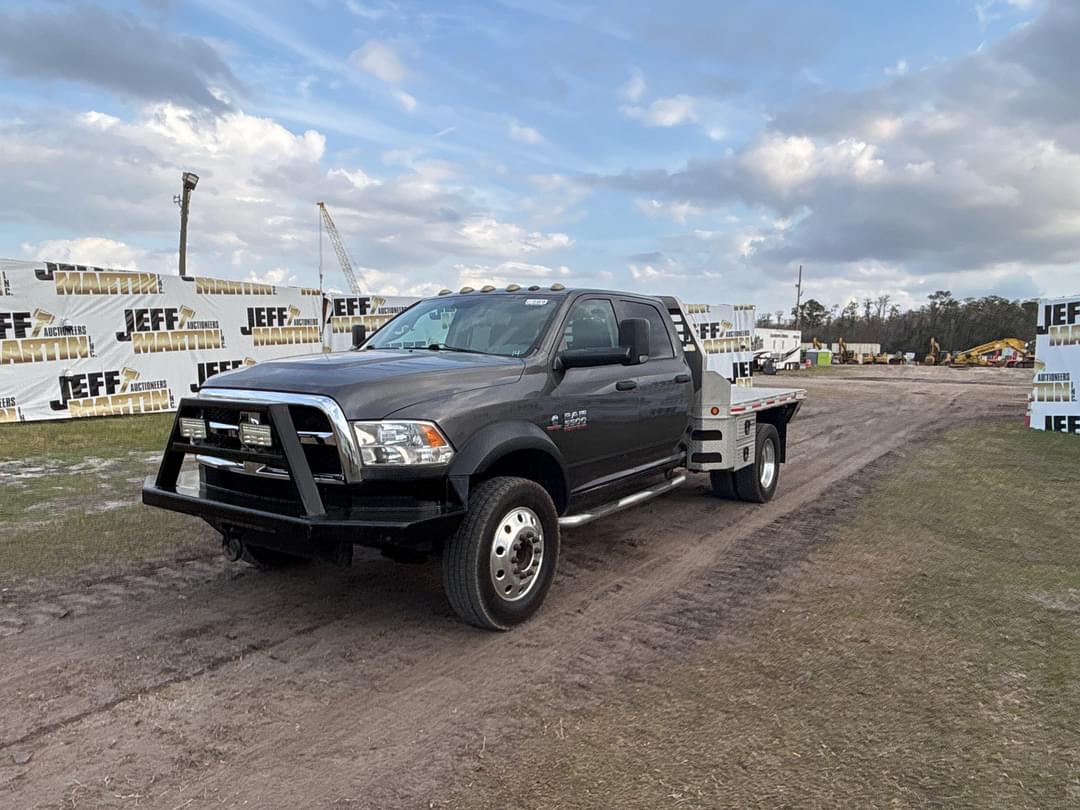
xmin=239 ymin=422 xmax=272 ymax=447
xmin=179 ymin=417 xmax=207 ymax=440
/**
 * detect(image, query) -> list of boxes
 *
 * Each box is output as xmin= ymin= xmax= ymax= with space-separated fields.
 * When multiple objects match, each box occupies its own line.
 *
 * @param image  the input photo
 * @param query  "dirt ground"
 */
xmin=0 ymin=367 xmax=1045 ymax=808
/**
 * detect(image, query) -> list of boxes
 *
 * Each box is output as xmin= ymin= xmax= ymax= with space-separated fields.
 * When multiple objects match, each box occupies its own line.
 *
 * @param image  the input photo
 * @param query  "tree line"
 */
xmin=757 ymin=291 xmax=1039 ymax=354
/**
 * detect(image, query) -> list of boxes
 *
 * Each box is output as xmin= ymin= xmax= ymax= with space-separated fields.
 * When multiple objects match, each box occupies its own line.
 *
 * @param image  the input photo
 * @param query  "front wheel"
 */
xmin=442 ymin=476 xmax=560 ymax=630
xmin=733 ymin=423 xmax=781 ymax=503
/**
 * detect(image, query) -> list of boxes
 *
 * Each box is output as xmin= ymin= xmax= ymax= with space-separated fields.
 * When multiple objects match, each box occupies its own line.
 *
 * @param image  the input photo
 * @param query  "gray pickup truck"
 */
xmin=144 ymin=287 xmax=805 ymax=629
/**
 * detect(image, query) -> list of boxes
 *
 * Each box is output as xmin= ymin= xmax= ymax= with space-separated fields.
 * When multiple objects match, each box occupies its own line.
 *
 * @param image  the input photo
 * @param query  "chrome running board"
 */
xmin=558 ymin=474 xmax=686 ymax=529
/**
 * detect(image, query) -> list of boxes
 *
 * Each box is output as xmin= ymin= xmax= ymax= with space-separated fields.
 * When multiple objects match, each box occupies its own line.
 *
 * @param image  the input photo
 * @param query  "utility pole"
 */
xmin=175 ymin=171 xmax=199 ymax=278
xmin=794 ymin=264 xmax=803 ymax=331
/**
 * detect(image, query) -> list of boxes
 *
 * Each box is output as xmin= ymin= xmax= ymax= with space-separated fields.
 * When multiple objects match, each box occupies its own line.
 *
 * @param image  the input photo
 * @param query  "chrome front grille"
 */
xmin=193 ymin=390 xmax=362 ymax=483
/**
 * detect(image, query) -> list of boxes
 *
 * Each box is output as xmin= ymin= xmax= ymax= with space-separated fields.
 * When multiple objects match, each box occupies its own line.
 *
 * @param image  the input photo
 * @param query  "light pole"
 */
xmin=793 ymin=264 xmax=803 ymax=331
xmin=175 ymin=171 xmax=199 ymax=278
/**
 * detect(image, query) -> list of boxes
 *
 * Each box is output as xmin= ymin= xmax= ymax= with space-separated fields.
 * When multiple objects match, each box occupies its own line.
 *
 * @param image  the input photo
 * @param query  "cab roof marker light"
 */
xmin=459 ymin=286 xmax=475 ymax=294
xmin=481 ymin=285 xmax=496 ymax=292
xmin=506 ymin=283 xmax=521 ymax=292
xmin=550 ymin=283 xmax=566 ymax=291
xmin=438 ymin=288 xmax=452 ymax=296
xmin=528 ymin=285 xmax=541 ymax=291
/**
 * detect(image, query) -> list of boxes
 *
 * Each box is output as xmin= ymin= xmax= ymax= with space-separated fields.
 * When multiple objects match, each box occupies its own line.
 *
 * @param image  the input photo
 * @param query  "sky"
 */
xmin=0 ymin=0 xmax=1077 ymax=315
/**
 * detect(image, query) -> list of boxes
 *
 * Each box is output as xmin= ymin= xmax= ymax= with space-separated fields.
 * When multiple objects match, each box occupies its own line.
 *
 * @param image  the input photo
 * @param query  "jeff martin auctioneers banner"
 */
xmin=0 ymin=260 xmax=415 ymax=424
xmin=0 ymin=258 xmax=759 ymax=423
xmin=1031 ymin=294 xmax=1080 ymax=435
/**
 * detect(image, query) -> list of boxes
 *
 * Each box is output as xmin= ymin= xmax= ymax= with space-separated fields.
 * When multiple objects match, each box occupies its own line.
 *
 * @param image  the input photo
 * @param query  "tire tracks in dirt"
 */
xmin=0 ymin=371 xmax=1031 ymax=808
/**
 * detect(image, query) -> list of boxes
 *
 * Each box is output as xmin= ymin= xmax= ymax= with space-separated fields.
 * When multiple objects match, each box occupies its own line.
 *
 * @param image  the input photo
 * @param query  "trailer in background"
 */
xmin=755 ymin=328 xmax=803 ymax=370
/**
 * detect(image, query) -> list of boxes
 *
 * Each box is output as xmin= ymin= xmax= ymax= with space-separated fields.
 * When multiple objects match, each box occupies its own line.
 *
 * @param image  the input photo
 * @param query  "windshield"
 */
xmin=363 ymin=294 xmax=561 ymax=357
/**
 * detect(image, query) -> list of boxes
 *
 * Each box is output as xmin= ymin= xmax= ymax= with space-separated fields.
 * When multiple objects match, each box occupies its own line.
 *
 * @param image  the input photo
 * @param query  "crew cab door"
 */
xmin=614 ymin=297 xmax=693 ymax=468
xmin=547 ymin=296 xmax=639 ymax=490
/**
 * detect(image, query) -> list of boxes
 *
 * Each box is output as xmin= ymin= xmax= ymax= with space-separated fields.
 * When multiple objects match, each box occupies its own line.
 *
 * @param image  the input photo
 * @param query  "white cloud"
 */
xmin=635 ymin=198 xmax=703 ymax=225
xmin=739 ymin=135 xmax=885 ymax=196
xmin=628 ymin=262 xmax=661 ymax=280
xmin=508 ymin=119 xmax=544 ymax=144
xmin=619 ymin=68 xmax=646 ymax=102
xmin=246 ymin=267 xmax=297 ymax=286
xmin=20 ymin=236 xmax=179 ymax=275
xmin=884 ymin=59 xmax=909 ymax=77
xmin=622 ymin=94 xmax=699 ymax=127
xmin=350 ymin=40 xmax=408 ymax=85
xmin=977 ymin=0 xmax=1035 ymax=26
xmin=454 ymin=261 xmax=572 ymax=286
xmin=0 ymin=100 xmax=579 ymax=292
xmin=345 ymin=0 xmax=386 ymax=20
xmin=395 ymin=90 xmax=417 ymax=111
xmin=329 ymin=167 xmax=381 ymax=189
xmin=455 ymin=217 xmax=572 ymax=256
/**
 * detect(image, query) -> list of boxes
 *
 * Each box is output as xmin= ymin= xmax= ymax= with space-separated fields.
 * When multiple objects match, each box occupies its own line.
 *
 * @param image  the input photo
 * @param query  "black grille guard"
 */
xmin=154 ymin=396 xmax=330 ymax=517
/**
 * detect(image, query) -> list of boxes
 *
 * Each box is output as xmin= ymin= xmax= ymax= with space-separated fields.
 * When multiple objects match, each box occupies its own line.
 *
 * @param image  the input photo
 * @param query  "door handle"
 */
xmin=616 ymin=380 xmax=637 ymax=391
xmin=673 ymin=373 xmax=691 ymax=384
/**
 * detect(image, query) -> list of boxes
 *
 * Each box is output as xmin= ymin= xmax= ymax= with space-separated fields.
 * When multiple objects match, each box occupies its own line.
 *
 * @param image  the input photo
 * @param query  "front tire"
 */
xmin=442 ymin=476 xmax=560 ymax=631
xmin=733 ymin=423 xmax=781 ymax=503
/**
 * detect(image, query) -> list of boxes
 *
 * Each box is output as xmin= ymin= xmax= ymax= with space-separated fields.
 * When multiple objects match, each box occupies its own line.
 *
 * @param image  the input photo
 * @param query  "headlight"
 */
xmin=351 ymin=420 xmax=454 ymax=465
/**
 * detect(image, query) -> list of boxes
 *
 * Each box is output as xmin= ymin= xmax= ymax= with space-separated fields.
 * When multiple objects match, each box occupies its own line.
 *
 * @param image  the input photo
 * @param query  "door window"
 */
xmin=620 ymin=301 xmax=675 ymax=359
xmin=560 ymin=299 xmax=619 ymax=351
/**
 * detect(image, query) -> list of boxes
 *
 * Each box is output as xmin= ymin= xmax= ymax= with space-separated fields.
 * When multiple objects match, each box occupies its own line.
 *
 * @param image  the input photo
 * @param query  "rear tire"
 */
xmin=442 ymin=476 xmax=560 ymax=631
xmin=733 ymin=423 xmax=781 ymax=504
xmin=709 ymin=470 xmax=737 ymax=499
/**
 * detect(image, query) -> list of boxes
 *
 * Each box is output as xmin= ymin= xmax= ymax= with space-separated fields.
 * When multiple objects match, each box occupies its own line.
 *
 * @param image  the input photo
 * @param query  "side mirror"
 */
xmin=351 ymin=324 xmax=366 ymax=349
xmin=619 ymin=318 xmax=650 ymax=365
xmin=560 ymin=345 xmax=632 ymax=369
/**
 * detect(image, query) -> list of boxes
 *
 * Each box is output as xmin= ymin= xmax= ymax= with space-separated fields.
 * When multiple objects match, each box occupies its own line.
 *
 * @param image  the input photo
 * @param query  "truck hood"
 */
xmin=203 ymin=349 xmax=525 ymax=419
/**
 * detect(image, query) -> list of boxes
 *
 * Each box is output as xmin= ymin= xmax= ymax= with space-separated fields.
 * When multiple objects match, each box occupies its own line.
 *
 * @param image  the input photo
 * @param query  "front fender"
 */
xmin=446 ymin=420 xmax=566 ymax=505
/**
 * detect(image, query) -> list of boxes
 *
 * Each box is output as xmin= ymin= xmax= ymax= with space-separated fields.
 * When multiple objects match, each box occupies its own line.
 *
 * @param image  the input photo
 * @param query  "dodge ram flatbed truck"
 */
xmin=143 ymin=287 xmax=805 ymax=629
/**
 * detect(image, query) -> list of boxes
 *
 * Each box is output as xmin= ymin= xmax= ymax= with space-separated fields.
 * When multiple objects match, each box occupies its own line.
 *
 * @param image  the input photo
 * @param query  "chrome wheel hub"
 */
xmin=489 ymin=506 xmax=544 ymax=602
xmin=760 ymin=440 xmax=777 ymax=490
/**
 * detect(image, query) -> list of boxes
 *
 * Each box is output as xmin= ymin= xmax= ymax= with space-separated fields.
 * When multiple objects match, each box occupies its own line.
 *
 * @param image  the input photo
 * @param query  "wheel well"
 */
xmin=479 ymin=449 xmax=568 ymax=514
xmin=756 ymin=405 xmax=796 ymax=463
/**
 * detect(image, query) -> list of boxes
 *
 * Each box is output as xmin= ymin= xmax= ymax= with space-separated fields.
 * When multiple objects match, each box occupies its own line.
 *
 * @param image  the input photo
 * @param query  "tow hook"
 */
xmin=221 ymin=530 xmax=245 ymax=562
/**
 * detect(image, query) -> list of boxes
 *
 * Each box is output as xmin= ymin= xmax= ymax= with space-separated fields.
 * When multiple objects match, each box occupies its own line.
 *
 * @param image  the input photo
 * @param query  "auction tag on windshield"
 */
xmin=525 ymin=299 xmax=549 ymax=306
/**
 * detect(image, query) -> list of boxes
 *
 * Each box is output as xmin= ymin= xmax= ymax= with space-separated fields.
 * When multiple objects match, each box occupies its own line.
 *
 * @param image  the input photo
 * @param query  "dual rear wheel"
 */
xmin=710 ymin=422 xmax=781 ymax=504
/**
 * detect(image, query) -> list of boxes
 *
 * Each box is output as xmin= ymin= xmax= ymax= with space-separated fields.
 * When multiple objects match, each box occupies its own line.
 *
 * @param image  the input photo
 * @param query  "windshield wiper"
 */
xmin=426 ymin=343 xmax=486 ymax=354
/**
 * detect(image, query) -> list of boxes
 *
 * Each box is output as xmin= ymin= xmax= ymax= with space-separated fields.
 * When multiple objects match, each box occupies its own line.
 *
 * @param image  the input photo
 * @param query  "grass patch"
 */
xmin=1 ymin=412 xmax=212 ymax=582
xmin=0 ymin=505 xmax=212 ymax=580
xmin=0 ymin=412 xmax=174 ymax=460
xmin=464 ymin=424 xmax=1080 ymax=809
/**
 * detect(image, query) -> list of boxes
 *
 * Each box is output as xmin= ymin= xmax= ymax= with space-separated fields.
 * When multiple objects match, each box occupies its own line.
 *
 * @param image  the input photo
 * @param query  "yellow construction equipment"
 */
xmin=836 ymin=336 xmax=850 ymax=364
xmin=950 ymin=338 xmax=1033 ymax=368
xmin=811 ymin=337 xmax=823 ymax=349
xmin=924 ymin=336 xmax=941 ymax=365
